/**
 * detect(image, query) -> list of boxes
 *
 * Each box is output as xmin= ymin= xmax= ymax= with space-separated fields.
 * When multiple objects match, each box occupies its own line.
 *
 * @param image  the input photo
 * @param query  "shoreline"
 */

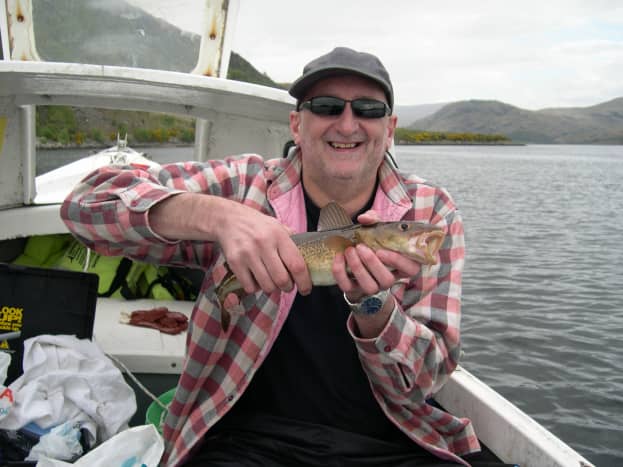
xmin=39 ymin=141 xmax=527 ymax=151
xmin=396 ymin=142 xmax=526 ymax=146
xmin=36 ymin=141 xmax=194 ymax=150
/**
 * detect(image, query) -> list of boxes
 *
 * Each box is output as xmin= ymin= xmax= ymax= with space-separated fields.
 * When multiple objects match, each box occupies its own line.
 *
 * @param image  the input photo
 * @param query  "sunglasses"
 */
xmin=298 ymin=96 xmax=391 ymax=119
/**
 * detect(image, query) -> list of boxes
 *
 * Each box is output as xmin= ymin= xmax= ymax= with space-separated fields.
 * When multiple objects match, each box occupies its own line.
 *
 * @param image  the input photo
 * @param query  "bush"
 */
xmin=74 ymin=131 xmax=85 ymax=145
xmin=89 ymin=128 xmax=105 ymax=143
xmin=180 ymin=128 xmax=195 ymax=143
xmin=40 ymin=126 xmax=56 ymax=141
xmin=133 ymin=128 xmax=152 ymax=143
xmin=57 ymin=128 xmax=70 ymax=145
xmin=162 ymin=115 xmax=175 ymax=127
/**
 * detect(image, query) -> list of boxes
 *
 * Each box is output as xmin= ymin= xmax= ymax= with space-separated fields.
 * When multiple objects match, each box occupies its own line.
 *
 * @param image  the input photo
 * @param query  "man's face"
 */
xmin=289 ymin=75 xmax=397 ymax=197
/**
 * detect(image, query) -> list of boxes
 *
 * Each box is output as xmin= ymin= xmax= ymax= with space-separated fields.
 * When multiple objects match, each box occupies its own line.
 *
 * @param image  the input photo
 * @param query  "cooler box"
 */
xmin=0 ymin=262 xmax=99 ymax=384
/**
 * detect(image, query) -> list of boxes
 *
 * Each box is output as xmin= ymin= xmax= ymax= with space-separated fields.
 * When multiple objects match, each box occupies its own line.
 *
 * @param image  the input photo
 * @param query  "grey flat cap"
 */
xmin=289 ymin=47 xmax=394 ymax=110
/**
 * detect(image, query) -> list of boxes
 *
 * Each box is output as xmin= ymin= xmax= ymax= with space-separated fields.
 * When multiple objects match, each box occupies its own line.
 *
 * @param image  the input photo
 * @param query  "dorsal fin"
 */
xmin=318 ymin=201 xmax=354 ymax=231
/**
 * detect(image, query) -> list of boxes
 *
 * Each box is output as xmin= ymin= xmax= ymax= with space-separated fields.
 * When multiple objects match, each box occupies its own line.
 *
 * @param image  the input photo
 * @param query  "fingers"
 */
xmin=376 ymin=248 xmax=422 ymax=278
xmin=355 ymin=209 xmax=381 ymax=225
xmin=333 ymin=245 xmax=395 ymax=295
xmin=279 ymin=240 xmax=312 ymax=295
xmin=217 ymin=204 xmax=310 ymax=297
xmin=225 ymin=232 xmax=308 ymax=296
xmin=333 ymin=244 xmax=421 ymax=295
xmin=332 ymin=252 xmax=354 ymax=293
xmin=234 ymin=253 xmax=287 ymax=295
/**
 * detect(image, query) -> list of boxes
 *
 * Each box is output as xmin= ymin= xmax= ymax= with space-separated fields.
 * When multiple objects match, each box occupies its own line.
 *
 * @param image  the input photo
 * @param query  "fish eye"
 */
xmin=400 ymin=223 xmax=409 ymax=231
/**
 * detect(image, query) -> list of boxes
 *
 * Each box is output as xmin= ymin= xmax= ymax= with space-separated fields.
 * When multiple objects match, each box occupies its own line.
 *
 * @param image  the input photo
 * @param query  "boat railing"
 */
xmin=1 ymin=0 xmax=293 ymax=214
xmin=0 ymin=60 xmax=294 ymax=216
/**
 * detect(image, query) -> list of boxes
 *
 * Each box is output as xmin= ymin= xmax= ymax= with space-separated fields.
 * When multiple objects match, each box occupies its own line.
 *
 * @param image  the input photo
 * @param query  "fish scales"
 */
xmin=296 ymin=234 xmax=355 ymax=285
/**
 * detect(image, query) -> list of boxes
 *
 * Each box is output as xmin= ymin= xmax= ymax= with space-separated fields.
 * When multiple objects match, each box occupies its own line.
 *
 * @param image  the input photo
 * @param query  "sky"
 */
xmin=128 ymin=0 xmax=623 ymax=110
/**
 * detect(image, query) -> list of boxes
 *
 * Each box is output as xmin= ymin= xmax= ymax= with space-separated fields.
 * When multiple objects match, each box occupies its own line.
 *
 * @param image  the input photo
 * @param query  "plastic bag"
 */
xmin=35 ymin=424 xmax=163 ymax=467
xmin=1 ymin=335 xmax=136 ymax=446
xmin=0 ymin=352 xmax=13 ymax=421
xmin=26 ymin=421 xmax=83 ymax=461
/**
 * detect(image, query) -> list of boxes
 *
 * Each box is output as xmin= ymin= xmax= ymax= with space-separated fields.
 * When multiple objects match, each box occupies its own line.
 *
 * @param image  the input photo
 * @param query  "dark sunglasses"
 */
xmin=298 ymin=96 xmax=391 ymax=119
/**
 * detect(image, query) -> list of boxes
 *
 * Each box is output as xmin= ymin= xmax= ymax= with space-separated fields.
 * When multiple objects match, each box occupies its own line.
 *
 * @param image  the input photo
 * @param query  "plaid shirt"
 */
xmin=61 ymin=151 xmax=479 ymax=466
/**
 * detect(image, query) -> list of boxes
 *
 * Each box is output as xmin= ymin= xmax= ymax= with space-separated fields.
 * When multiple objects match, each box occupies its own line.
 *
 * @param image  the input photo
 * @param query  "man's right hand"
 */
xmin=149 ymin=193 xmax=312 ymax=296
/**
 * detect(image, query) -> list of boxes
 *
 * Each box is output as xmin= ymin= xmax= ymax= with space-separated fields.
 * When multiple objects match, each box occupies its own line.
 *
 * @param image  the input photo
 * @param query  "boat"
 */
xmin=0 ymin=1 xmax=596 ymax=466
xmin=34 ymin=134 xmax=159 ymax=205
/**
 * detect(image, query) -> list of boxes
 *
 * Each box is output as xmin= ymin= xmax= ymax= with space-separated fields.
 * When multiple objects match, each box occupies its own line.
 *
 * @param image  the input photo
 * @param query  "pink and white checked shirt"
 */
xmin=61 ymin=151 xmax=479 ymax=466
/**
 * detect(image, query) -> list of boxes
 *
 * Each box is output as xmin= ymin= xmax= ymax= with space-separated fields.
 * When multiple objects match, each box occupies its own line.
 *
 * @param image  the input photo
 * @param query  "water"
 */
xmin=38 ymin=144 xmax=623 ymax=466
xmin=396 ymin=145 xmax=623 ymax=467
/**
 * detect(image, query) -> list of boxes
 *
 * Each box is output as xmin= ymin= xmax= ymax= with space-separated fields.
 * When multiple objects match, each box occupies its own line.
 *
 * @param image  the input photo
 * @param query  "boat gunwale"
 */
xmin=0 ymin=60 xmax=295 ymax=122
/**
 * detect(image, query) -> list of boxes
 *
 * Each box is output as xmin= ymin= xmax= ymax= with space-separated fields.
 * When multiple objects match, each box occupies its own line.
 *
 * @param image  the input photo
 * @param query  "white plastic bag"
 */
xmin=26 ymin=421 xmax=83 ymax=461
xmin=35 ymin=425 xmax=163 ymax=467
xmin=0 ymin=352 xmax=13 ymax=421
xmin=2 ymin=335 xmax=136 ymax=446
xmin=0 ymin=351 xmax=10 ymax=384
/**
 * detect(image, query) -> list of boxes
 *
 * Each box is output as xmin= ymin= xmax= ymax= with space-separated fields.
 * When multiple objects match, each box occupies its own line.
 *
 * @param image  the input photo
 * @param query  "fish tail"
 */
xmin=216 ymin=272 xmax=244 ymax=331
xmin=221 ymin=309 xmax=231 ymax=331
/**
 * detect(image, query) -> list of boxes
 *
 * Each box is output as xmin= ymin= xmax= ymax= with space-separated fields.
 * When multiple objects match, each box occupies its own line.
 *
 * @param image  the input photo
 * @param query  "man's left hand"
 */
xmin=332 ymin=210 xmax=422 ymax=337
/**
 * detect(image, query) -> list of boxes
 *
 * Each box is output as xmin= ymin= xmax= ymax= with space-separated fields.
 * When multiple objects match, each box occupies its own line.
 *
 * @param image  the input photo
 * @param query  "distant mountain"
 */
xmin=32 ymin=0 xmax=279 ymax=87
xmin=394 ymin=103 xmax=448 ymax=127
xmin=409 ymin=98 xmax=623 ymax=144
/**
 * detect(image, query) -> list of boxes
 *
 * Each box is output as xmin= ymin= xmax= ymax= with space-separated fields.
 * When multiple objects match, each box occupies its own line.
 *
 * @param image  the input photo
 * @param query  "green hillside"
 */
xmin=35 ymin=51 xmax=283 ymax=148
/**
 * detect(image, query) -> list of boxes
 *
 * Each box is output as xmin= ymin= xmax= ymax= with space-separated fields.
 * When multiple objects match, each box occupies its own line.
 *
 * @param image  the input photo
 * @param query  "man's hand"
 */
xmin=149 ymin=193 xmax=312 ymax=296
xmin=332 ymin=210 xmax=422 ymax=337
xmin=332 ymin=210 xmax=421 ymax=297
xmin=211 ymin=198 xmax=312 ymax=296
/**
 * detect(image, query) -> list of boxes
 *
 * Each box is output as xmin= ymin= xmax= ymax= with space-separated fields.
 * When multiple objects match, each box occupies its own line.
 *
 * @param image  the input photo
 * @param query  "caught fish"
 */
xmin=216 ymin=202 xmax=445 ymax=330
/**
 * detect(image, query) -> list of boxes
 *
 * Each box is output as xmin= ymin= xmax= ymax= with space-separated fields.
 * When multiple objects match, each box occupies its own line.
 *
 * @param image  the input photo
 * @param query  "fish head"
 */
xmin=360 ymin=221 xmax=446 ymax=265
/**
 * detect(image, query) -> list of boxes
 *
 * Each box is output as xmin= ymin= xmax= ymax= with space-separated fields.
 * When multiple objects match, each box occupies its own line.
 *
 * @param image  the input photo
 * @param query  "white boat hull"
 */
xmin=34 ymin=144 xmax=158 ymax=205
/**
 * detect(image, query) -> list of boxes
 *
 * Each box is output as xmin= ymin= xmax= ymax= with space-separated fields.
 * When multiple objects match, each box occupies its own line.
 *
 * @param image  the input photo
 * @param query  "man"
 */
xmin=62 ymin=47 xmax=481 ymax=466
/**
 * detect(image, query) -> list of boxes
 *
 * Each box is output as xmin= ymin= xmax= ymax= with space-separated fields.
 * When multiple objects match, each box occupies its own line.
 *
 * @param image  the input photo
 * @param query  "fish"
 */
xmin=215 ymin=201 xmax=445 ymax=330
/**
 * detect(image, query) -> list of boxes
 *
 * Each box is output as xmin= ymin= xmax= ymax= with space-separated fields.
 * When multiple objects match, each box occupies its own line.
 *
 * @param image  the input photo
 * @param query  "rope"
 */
xmin=83 ymin=247 xmax=91 ymax=272
xmin=105 ymin=352 xmax=169 ymax=412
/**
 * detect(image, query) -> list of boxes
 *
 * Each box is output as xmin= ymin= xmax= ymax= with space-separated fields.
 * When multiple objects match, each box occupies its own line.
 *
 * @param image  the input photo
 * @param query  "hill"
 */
xmin=394 ymin=103 xmax=448 ymax=126
xmin=409 ymin=98 xmax=623 ymax=144
xmin=32 ymin=0 xmax=280 ymax=87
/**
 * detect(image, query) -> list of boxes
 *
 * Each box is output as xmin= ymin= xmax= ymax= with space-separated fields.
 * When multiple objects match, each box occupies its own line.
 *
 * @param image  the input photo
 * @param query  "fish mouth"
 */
xmin=407 ymin=231 xmax=445 ymax=265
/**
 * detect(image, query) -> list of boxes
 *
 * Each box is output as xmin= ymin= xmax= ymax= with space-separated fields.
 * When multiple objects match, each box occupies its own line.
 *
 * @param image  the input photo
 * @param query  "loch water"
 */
xmin=397 ymin=144 xmax=622 ymax=467
xmin=38 ymin=144 xmax=623 ymax=466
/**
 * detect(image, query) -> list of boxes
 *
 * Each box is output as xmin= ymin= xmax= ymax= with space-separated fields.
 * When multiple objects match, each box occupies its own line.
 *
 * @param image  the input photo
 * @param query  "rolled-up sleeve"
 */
xmin=60 ymin=155 xmax=268 ymax=268
xmin=347 ymin=198 xmax=465 ymax=405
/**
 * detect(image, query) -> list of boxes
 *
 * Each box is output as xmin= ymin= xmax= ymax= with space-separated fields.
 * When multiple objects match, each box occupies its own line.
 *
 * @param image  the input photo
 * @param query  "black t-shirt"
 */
xmin=214 ymin=191 xmax=414 ymax=446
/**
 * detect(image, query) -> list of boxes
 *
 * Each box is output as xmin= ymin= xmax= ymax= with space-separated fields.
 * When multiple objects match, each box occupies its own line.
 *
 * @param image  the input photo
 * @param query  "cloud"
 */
xmin=126 ymin=0 xmax=623 ymax=109
xmin=230 ymin=0 xmax=623 ymax=109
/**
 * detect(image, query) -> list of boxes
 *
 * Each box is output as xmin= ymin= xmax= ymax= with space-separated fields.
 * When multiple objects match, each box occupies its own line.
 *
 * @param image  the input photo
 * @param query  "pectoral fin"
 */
xmin=324 ymin=235 xmax=355 ymax=253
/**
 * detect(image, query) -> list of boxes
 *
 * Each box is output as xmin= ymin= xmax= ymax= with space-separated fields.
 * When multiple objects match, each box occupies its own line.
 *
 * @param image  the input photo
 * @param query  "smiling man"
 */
xmin=290 ymin=73 xmax=394 ymax=215
xmin=61 ymin=47 xmax=484 ymax=466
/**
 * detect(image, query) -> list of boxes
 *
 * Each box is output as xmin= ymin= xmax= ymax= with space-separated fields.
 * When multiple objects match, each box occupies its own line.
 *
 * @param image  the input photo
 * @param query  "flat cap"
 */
xmin=289 ymin=47 xmax=394 ymax=110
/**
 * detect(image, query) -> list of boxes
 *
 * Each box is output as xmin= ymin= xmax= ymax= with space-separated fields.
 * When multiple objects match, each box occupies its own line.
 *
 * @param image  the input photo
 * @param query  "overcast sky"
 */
xmin=130 ymin=0 xmax=623 ymax=110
